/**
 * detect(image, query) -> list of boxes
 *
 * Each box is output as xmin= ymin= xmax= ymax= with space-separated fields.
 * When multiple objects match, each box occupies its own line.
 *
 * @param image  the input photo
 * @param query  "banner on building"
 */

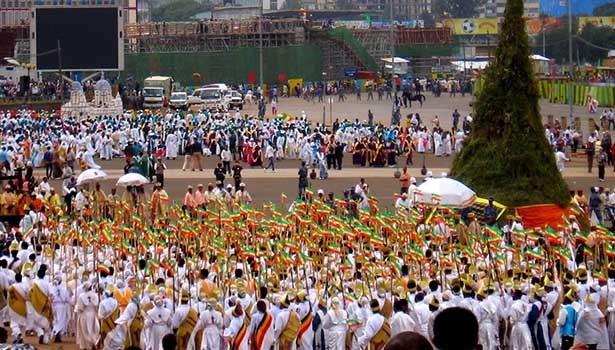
xmin=526 ymin=17 xmax=562 ymax=35
xmin=442 ymin=17 xmax=563 ymax=36
xmin=441 ymin=18 xmax=500 ymax=35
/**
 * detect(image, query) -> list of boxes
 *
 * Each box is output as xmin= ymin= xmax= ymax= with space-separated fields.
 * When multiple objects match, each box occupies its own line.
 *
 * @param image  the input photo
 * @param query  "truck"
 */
xmin=143 ymin=76 xmax=173 ymax=108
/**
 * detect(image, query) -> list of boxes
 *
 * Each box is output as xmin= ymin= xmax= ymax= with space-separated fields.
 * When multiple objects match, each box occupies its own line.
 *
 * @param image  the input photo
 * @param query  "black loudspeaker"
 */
xmin=19 ymin=76 xmax=30 ymax=97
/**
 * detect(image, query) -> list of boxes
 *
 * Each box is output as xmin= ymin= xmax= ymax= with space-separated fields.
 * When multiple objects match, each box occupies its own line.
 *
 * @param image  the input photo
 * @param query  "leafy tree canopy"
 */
xmin=536 ymin=20 xmax=615 ymax=65
xmin=451 ymin=0 xmax=569 ymax=206
xmin=151 ymin=0 xmax=213 ymax=22
xmin=434 ymin=0 xmax=486 ymax=18
xmin=594 ymin=2 xmax=615 ymax=16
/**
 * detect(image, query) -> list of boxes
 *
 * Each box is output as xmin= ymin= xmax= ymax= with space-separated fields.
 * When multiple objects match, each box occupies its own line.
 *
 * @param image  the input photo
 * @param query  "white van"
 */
xmin=187 ymin=84 xmax=229 ymax=109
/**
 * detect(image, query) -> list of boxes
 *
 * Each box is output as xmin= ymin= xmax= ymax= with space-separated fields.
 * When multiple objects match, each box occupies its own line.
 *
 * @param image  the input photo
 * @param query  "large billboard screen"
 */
xmin=31 ymin=7 xmax=124 ymax=71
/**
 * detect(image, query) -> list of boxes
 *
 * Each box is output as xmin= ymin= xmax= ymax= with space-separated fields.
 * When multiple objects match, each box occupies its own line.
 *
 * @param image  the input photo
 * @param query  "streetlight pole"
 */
xmin=57 ymin=40 xmax=64 ymax=103
xmin=259 ymin=0 xmax=263 ymax=92
xmin=462 ymin=40 xmax=466 ymax=81
xmin=322 ymin=72 xmax=326 ymax=126
xmin=390 ymin=0 xmax=397 ymax=125
xmin=567 ymin=0 xmax=574 ymax=127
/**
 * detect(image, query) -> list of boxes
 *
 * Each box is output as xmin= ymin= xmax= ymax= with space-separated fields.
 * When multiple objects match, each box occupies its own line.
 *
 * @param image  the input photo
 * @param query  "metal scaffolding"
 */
xmin=124 ymin=19 xmax=305 ymax=53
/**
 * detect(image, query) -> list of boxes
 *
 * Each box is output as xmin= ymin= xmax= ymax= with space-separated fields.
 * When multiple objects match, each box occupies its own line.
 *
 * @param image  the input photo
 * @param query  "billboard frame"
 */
xmin=30 ymin=5 xmax=124 ymax=72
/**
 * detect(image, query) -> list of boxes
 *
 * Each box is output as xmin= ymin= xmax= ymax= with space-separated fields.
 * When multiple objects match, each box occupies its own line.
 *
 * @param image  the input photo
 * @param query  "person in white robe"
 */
xmin=322 ymin=297 xmax=348 ymax=350
xmin=8 ymin=273 xmax=29 ymax=343
xmin=287 ymin=135 xmax=297 ymax=159
xmin=350 ymin=296 xmax=372 ymax=350
xmin=75 ymin=282 xmax=100 ymax=350
xmin=417 ymin=130 xmax=427 ymax=153
xmin=104 ymin=298 xmax=140 ymax=350
xmin=165 ymin=132 xmax=179 ymax=159
xmin=32 ymin=142 xmax=44 ymax=168
xmin=574 ymin=295 xmax=609 ymax=349
xmin=143 ymin=295 xmax=172 ymax=350
xmin=556 ymin=150 xmax=570 ymax=173
xmin=433 ymin=130 xmax=443 ymax=157
xmin=51 ymin=275 xmax=72 ymax=342
xmin=224 ymin=304 xmax=248 ymax=350
xmin=477 ymin=293 xmax=499 ymax=350
xmin=29 ymin=269 xmax=53 ymax=344
xmin=443 ymin=132 xmax=452 ymax=156
xmin=390 ymin=299 xmax=416 ymax=336
xmin=356 ymin=300 xmax=386 ymax=348
xmin=508 ymin=291 xmax=533 ymax=350
xmin=247 ymin=300 xmax=275 ymax=350
xmin=188 ymin=298 xmax=223 ymax=350
xmin=98 ymin=287 xmax=119 ymax=346
xmin=455 ymin=130 xmax=465 ymax=153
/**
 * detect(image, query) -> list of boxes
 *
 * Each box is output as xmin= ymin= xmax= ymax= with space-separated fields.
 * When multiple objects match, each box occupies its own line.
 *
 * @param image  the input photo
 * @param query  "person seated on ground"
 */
xmin=384 ymin=331 xmax=433 ymax=350
xmin=431 ymin=307 xmax=479 ymax=350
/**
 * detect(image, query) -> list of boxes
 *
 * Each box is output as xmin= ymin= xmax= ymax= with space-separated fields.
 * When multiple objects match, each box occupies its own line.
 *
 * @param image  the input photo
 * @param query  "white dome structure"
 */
xmin=95 ymin=79 xmax=111 ymax=92
xmin=61 ymin=78 xmax=123 ymax=120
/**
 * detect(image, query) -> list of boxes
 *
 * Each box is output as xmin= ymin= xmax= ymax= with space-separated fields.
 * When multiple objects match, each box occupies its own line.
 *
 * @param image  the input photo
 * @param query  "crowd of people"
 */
xmin=0 ymin=77 xmax=612 ymax=350
xmin=0 ymin=103 xmax=477 ymax=188
xmin=0 ymin=78 xmax=71 ymax=101
xmin=0 ymin=155 xmax=611 ymax=350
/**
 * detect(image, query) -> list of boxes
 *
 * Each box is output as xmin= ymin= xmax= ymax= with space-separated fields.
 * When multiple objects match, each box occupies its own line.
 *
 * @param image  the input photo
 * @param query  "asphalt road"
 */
xmin=30 ymin=94 xmax=612 ymax=207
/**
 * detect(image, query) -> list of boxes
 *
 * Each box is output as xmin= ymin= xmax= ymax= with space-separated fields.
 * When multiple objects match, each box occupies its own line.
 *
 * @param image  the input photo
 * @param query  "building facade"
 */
xmin=0 ymin=0 xmax=31 ymax=27
xmin=0 ymin=0 xmax=137 ymax=27
xmin=481 ymin=0 xmax=540 ymax=18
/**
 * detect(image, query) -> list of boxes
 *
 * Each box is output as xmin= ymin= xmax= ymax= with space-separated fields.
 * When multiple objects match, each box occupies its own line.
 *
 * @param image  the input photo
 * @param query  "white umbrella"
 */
xmin=76 ymin=168 xmax=107 ymax=186
xmin=416 ymin=177 xmax=476 ymax=208
xmin=116 ymin=173 xmax=149 ymax=187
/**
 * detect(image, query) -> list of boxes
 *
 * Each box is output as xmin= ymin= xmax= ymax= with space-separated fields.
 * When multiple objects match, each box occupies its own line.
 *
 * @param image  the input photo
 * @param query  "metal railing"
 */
xmin=124 ymin=19 xmax=305 ymax=38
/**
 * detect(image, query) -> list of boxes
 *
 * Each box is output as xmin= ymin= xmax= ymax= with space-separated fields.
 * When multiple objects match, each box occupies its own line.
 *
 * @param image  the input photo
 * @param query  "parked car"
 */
xmin=169 ymin=92 xmax=188 ymax=110
xmin=187 ymin=84 xmax=229 ymax=108
xmin=224 ymin=90 xmax=244 ymax=110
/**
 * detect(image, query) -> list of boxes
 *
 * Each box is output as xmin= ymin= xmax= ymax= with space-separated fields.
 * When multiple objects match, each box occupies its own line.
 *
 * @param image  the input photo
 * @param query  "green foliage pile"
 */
xmin=451 ymin=0 xmax=570 ymax=207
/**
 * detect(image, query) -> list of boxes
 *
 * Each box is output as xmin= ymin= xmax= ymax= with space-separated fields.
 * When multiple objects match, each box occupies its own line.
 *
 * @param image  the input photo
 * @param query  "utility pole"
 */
xmin=390 ymin=0 xmax=397 ymax=125
xmin=259 ymin=0 xmax=264 ymax=92
xmin=567 ymin=0 xmax=574 ymax=127
xmin=462 ymin=39 xmax=466 ymax=81
xmin=57 ymin=40 xmax=64 ymax=103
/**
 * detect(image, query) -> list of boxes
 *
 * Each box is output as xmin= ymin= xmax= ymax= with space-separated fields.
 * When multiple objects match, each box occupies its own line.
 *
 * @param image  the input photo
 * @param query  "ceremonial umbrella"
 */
xmin=416 ymin=177 xmax=476 ymax=208
xmin=116 ymin=173 xmax=149 ymax=187
xmin=76 ymin=168 xmax=107 ymax=186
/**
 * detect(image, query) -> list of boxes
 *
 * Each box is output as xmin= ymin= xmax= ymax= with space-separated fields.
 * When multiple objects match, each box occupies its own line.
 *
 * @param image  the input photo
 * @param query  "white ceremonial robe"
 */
xmin=165 ymin=133 xmax=179 ymax=159
xmin=144 ymin=306 xmax=172 ymax=350
xmin=391 ymin=311 xmax=416 ymax=336
xmin=509 ymin=299 xmax=533 ymax=350
xmin=322 ymin=309 xmax=348 ymax=350
xmin=51 ymin=283 xmax=72 ymax=336
xmin=104 ymin=302 xmax=138 ymax=350
xmin=75 ymin=291 xmax=100 ymax=350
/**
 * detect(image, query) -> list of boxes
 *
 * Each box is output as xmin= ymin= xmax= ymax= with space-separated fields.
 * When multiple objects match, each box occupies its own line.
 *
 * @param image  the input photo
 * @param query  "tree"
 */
xmin=536 ymin=20 xmax=614 ymax=65
xmin=282 ymin=0 xmax=302 ymax=10
xmin=594 ymin=2 xmax=615 ymax=16
xmin=151 ymin=0 xmax=212 ymax=22
xmin=577 ymin=23 xmax=615 ymax=64
xmin=434 ymin=0 xmax=486 ymax=18
xmin=535 ymin=18 xmax=576 ymax=64
xmin=450 ymin=0 xmax=569 ymax=206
